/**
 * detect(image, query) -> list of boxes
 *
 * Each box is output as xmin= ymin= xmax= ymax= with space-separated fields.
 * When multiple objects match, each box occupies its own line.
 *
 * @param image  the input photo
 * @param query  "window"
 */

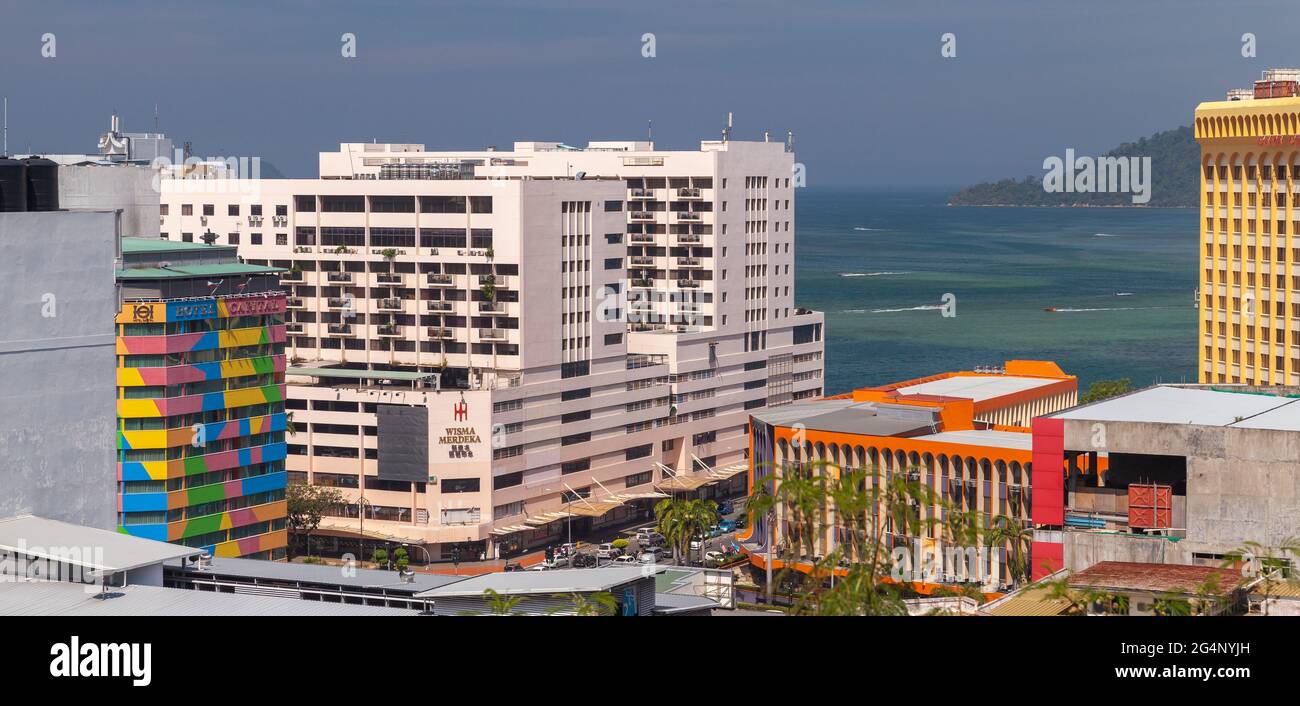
xmin=470 ymin=228 xmax=493 ymax=249
xmin=624 ymin=470 xmax=652 ymax=487
xmin=320 ymin=195 xmax=365 ymax=212
xmin=561 ymin=410 xmax=591 ymax=424
xmin=561 ymin=360 xmax=590 ymax=378
xmin=493 ymin=399 xmax=523 ymax=413
xmin=561 ymin=432 xmax=591 ymax=446
xmin=693 ymin=430 xmax=716 ymax=445
xmin=275 ymin=205 xmax=288 ymax=217
xmin=369 ymin=195 xmax=415 ymax=213
xmin=159 ymin=204 xmax=169 ymax=216
xmin=493 ymin=445 xmax=523 ymax=460
xmin=419 ymin=195 xmax=466 ymax=213
xmin=294 ymin=195 xmax=316 ymax=212
xmin=227 ymin=204 xmax=240 ymax=216
xmin=491 ymin=473 xmax=524 ymax=493
xmin=227 ymin=233 xmax=240 ymax=245
xmin=420 ymin=228 xmax=467 ymax=248
xmin=604 ymin=200 xmax=623 ymax=212
xmin=560 ymin=388 xmax=590 ymax=402
xmin=250 ymin=232 xmax=262 ymax=245
xmin=203 ymin=204 xmax=214 ymax=216
xmin=470 ymin=195 xmax=493 ymax=213
xmin=626 ymin=444 xmax=652 ymax=460
xmin=181 ymin=204 xmax=193 ymax=216
xmin=561 ymin=458 xmax=590 ymax=474
xmin=441 ymin=478 xmax=481 ymax=494
xmin=604 ymin=257 xmax=622 ymax=270
xmin=604 ymin=333 xmax=623 ymax=346
xmin=250 ymin=204 xmax=262 ymax=216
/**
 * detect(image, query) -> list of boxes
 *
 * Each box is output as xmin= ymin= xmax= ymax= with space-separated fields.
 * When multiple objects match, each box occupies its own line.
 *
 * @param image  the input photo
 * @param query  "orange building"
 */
xmin=742 ymin=360 xmax=1078 ymax=592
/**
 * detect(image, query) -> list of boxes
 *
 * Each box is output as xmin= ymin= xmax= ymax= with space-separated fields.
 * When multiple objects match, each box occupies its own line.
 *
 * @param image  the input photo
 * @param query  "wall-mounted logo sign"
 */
xmin=131 ymin=304 xmax=155 ymax=323
xmin=453 ymin=400 xmax=468 ymax=422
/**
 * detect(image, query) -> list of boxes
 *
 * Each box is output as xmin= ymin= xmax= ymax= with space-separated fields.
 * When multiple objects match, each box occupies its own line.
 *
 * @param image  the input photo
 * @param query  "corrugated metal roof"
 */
xmin=117 ymin=263 xmax=284 ymax=280
xmin=0 ymin=515 xmax=202 ymax=573
xmin=1052 ymin=386 xmax=1300 ymax=428
xmin=652 ymin=592 xmax=719 ymax=614
xmin=896 ymin=375 xmax=1058 ymax=402
xmin=176 ymin=556 xmax=467 ymax=593
xmin=415 ymin=566 xmax=663 ymax=598
xmin=911 ymin=430 xmax=1033 ymax=451
xmin=0 ymin=581 xmax=418 ymax=616
xmin=120 ymin=237 xmax=237 ymax=254
xmin=1068 ymin=561 xmax=1242 ymax=595
xmin=981 ymin=585 xmax=1071 ymax=616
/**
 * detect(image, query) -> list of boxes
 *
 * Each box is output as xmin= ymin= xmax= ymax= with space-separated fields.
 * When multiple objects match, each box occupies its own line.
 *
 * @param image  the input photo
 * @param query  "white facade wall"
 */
xmin=159 ymin=138 xmax=824 ymax=553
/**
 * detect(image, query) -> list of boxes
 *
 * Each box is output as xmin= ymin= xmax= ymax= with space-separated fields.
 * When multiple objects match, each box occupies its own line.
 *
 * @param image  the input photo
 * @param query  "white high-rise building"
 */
xmin=158 ymin=137 xmax=824 ymax=561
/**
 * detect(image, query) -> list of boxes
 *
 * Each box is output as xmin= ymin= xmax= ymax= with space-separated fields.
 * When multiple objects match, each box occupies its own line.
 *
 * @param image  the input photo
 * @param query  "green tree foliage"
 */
xmin=1080 ymin=378 xmax=1133 ymax=404
xmin=948 ymin=126 xmax=1197 ymax=207
xmin=655 ymin=498 xmax=718 ymax=565
xmin=285 ymin=482 xmax=345 ymax=559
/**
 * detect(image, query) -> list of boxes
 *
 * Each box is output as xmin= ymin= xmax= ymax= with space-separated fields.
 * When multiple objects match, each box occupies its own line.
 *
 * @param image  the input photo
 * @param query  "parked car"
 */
xmin=689 ymin=536 xmax=704 ymax=552
xmin=613 ymin=554 xmax=638 ymax=564
xmin=503 ymin=562 xmax=524 ymax=572
xmin=570 ymin=553 xmax=595 ymax=568
xmin=717 ymin=519 xmax=736 ymax=533
xmin=596 ymin=543 xmax=623 ymax=559
xmin=638 ymin=546 xmax=669 ymax=562
xmin=703 ymin=550 xmax=725 ymax=565
xmin=717 ymin=501 xmax=734 ymax=516
xmin=636 ymin=528 xmax=665 ymax=546
xmin=733 ymin=514 xmax=748 ymax=529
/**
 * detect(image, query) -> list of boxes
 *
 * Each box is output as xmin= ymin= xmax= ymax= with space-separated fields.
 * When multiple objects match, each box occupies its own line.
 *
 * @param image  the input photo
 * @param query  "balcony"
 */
xmin=675 ymin=211 xmax=702 ymax=222
xmin=677 ymin=187 xmax=702 ymax=199
xmin=629 ymin=188 xmax=656 ymax=199
xmin=285 ymin=323 xmax=304 ymax=334
xmin=478 ymin=301 xmax=508 ymax=315
xmin=377 ymin=324 xmax=404 ymax=337
xmin=427 ymin=327 xmax=454 ymax=339
xmin=326 ymin=297 xmax=352 ymax=309
xmin=286 ymin=297 xmax=305 ymax=308
xmin=629 ymin=233 xmax=656 ymax=244
xmin=425 ymin=300 xmax=453 ymax=313
xmin=377 ymin=297 xmax=404 ymax=311
xmin=676 ymin=257 xmax=703 ymax=268
xmin=479 ymin=274 xmax=508 ymax=288
xmin=677 ymin=279 xmax=701 ymax=289
xmin=426 ymin=273 xmax=455 ymax=286
xmin=675 ymin=233 xmax=702 ymax=244
xmin=630 ymin=211 xmax=657 ymax=222
xmin=630 ymin=278 xmax=656 ymax=289
xmin=326 ymin=323 xmax=353 ymax=336
xmin=326 ymin=272 xmax=353 ymax=283
xmin=629 ymin=255 xmax=656 ymax=266
xmin=376 ymin=273 xmax=404 ymax=285
xmin=280 ymin=270 xmax=303 ymax=283
xmin=478 ymin=328 xmax=509 ymax=341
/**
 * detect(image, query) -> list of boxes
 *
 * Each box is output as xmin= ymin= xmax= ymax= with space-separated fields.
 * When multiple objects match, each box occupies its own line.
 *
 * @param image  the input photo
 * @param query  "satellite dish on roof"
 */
xmin=574 ymin=171 xmax=586 ymax=180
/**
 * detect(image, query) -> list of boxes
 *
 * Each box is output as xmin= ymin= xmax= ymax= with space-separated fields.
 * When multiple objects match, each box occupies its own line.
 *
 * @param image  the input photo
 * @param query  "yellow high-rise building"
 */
xmin=1195 ymin=70 xmax=1300 ymax=384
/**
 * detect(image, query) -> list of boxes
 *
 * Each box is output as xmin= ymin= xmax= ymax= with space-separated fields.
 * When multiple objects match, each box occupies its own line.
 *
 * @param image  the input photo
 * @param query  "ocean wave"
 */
xmin=853 ymin=227 xmax=889 ymax=232
xmin=1049 ymin=306 xmax=1164 ymax=313
xmin=842 ymin=304 xmax=945 ymax=314
xmin=839 ymin=271 xmax=911 ymax=277
xmin=1093 ymin=232 xmax=1122 ymax=237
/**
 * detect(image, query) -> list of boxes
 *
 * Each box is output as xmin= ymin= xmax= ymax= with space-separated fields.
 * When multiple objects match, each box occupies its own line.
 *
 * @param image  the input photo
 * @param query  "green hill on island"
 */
xmin=948 ymin=126 xmax=1197 ymax=207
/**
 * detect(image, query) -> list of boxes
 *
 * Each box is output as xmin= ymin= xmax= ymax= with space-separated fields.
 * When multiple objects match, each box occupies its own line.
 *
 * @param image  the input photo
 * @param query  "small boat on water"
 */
xmin=1044 ymin=307 xmax=1058 ymax=312
xmin=1115 ymin=292 xmax=1133 ymax=297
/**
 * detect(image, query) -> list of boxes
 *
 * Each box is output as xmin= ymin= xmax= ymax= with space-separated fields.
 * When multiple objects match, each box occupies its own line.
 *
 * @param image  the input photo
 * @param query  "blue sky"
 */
xmin=2 ymin=0 xmax=1298 ymax=186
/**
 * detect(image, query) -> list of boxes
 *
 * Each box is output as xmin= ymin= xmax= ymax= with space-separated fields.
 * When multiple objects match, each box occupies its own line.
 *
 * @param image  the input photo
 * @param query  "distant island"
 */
xmin=948 ymin=126 xmax=1197 ymax=207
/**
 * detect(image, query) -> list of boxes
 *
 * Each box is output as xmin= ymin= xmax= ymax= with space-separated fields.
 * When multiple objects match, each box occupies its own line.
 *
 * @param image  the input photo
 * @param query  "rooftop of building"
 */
xmin=286 ymin=366 xmax=441 ymax=384
xmin=414 ymin=566 xmax=662 ymax=598
xmin=750 ymin=399 xmax=940 ymax=437
xmin=120 ymin=236 xmax=236 ymax=255
xmin=1050 ymin=385 xmax=1300 ymax=429
xmin=910 ymin=429 xmax=1034 ymax=451
xmin=0 ymin=515 xmax=202 ymax=574
xmin=857 ymin=360 xmax=1074 ymax=405
xmin=170 ymin=555 xmax=466 ymax=593
xmin=118 ymin=236 xmax=284 ymax=281
xmin=0 ymin=581 xmax=417 ymax=616
xmin=1067 ymin=561 xmax=1243 ymax=596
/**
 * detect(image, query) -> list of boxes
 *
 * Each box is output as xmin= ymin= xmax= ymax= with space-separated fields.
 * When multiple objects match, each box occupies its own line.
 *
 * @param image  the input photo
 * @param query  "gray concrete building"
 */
xmin=1035 ymin=385 xmax=1300 ymax=574
xmin=0 ymin=209 xmax=119 ymax=528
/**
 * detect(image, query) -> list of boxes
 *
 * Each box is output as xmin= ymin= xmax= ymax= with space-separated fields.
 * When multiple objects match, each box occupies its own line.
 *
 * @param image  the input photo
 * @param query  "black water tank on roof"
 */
xmin=24 ymin=157 xmax=59 ymax=212
xmin=0 ymin=157 xmax=26 ymax=212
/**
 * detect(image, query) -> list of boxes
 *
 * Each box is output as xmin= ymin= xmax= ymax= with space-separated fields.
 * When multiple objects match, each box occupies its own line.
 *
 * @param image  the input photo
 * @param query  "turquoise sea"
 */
xmin=796 ymin=190 xmax=1198 ymax=394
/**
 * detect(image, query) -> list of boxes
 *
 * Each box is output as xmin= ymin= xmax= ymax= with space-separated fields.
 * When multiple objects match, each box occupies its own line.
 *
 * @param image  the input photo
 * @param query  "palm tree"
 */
xmin=654 ymin=497 xmax=717 ymax=565
xmin=548 ymin=591 xmax=618 ymax=616
xmin=480 ymin=588 xmax=522 ymax=616
xmin=985 ymin=514 xmax=1032 ymax=588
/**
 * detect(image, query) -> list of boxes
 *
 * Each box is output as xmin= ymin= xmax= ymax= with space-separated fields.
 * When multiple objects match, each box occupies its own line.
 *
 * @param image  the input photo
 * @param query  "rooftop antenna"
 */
xmin=2 ymin=97 xmax=6 ymax=156
xmin=786 ymin=130 xmax=794 ymax=153
xmin=647 ymin=119 xmax=652 ymax=142
xmin=764 ymin=130 xmax=770 ymax=142
xmin=154 ymin=103 xmax=159 ymax=133
xmin=722 ymin=112 xmax=733 ymax=142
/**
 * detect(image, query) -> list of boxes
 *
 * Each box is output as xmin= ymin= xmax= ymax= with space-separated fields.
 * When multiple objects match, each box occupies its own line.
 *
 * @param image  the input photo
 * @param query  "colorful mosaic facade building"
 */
xmin=115 ymin=237 xmax=289 ymax=559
